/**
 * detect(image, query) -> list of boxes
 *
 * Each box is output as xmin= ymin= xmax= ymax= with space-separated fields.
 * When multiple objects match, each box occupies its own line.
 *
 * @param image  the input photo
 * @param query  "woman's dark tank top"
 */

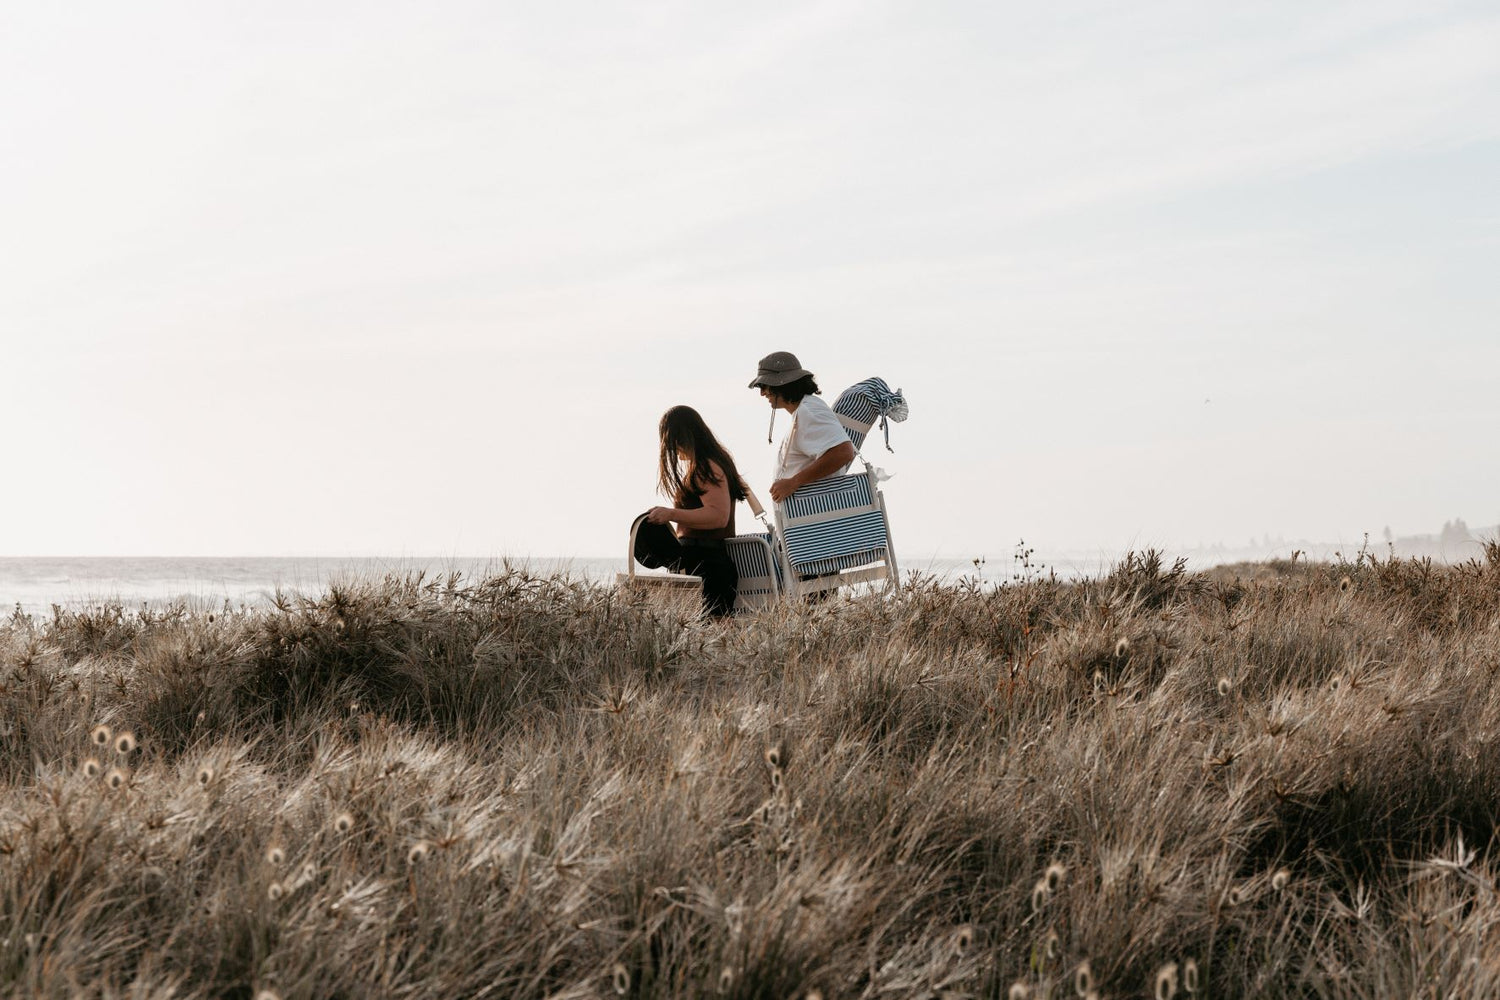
xmin=676 ymin=484 xmax=736 ymax=541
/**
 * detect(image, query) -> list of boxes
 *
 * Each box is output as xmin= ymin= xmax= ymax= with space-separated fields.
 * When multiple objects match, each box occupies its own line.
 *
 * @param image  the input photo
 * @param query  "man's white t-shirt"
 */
xmin=775 ymin=394 xmax=853 ymax=482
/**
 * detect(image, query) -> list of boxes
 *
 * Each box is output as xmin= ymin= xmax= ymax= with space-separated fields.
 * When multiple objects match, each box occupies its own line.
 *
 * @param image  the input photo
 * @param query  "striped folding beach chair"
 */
xmin=765 ymin=377 xmax=906 ymax=601
xmin=725 ymin=531 xmax=782 ymax=611
xmin=619 ymin=513 xmax=784 ymax=613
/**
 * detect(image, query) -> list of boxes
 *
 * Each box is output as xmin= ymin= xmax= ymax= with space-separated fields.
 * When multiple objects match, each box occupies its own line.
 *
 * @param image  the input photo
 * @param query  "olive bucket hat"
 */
xmin=748 ymin=351 xmax=814 ymax=388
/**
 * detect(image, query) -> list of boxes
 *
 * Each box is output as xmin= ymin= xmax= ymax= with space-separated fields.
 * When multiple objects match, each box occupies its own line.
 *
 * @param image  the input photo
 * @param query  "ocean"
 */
xmin=5 ymin=541 xmax=1424 ymax=617
xmin=0 ymin=554 xmax=1025 ymax=616
xmin=0 ymin=556 xmax=624 ymax=616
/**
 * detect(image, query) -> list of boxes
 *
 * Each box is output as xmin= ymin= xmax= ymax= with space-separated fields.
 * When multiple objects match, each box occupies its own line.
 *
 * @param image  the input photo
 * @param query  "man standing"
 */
xmin=748 ymin=352 xmax=857 ymax=502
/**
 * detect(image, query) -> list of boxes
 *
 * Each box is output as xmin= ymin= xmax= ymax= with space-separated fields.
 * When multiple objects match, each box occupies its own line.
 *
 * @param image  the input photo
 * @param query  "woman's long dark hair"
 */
xmin=658 ymin=405 xmax=749 ymax=505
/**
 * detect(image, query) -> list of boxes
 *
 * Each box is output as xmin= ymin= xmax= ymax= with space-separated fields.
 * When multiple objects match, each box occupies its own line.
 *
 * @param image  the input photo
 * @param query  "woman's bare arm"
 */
xmin=648 ymin=462 xmax=733 ymax=531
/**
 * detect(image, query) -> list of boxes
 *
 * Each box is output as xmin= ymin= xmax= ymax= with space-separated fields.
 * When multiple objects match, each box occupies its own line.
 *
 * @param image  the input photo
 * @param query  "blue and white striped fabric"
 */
xmin=832 ymin=377 xmax=908 ymax=452
xmin=784 ymin=513 xmax=888 ymax=575
xmin=796 ymin=544 xmax=890 ymax=578
xmin=779 ymin=473 xmax=888 ymax=576
xmin=727 ymin=532 xmax=782 ymax=610
xmin=781 ymin=474 xmax=873 ymax=519
xmin=727 ymin=532 xmax=778 ymax=581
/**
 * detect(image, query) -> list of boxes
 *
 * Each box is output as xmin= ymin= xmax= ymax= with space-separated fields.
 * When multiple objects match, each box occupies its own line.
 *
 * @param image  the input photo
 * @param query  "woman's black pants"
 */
xmin=632 ymin=515 xmax=738 ymax=618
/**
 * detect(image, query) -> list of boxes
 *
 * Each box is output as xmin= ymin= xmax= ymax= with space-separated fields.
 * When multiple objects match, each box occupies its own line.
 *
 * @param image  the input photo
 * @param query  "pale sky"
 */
xmin=3 ymin=1 xmax=1498 ymax=562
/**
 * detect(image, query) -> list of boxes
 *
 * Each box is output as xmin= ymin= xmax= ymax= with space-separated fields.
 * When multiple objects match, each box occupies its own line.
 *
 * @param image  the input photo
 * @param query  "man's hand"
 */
xmin=646 ymin=506 xmax=675 ymax=525
xmin=769 ymin=478 xmax=798 ymax=503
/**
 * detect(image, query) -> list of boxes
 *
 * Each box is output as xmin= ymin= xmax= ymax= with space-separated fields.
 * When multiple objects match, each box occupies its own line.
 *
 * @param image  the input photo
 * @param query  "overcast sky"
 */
xmin=3 ymin=0 xmax=1497 ymax=563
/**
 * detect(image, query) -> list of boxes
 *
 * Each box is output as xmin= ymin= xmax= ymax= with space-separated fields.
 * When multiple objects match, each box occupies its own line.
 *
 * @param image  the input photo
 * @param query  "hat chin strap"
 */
xmin=767 ymin=407 xmax=776 ymax=443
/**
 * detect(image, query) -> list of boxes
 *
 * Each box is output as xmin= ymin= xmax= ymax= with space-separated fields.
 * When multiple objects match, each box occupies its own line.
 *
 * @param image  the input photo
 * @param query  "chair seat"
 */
xmin=615 ymin=571 xmax=701 ymax=590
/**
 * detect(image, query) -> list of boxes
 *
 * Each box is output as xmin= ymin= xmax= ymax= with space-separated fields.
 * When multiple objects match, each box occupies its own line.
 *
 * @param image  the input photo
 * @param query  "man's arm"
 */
xmin=769 ymin=441 xmax=856 ymax=503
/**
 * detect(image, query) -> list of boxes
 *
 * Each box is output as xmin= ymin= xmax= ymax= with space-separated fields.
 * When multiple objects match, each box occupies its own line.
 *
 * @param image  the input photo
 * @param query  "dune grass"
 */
xmin=4 ymin=546 xmax=1500 ymax=998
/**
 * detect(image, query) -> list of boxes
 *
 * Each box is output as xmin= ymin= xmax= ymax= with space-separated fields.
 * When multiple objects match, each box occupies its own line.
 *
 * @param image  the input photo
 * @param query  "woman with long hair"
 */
xmin=632 ymin=405 xmax=749 ymax=618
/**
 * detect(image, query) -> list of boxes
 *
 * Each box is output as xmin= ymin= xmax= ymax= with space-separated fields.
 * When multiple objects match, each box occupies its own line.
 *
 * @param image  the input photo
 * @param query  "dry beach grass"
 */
xmin=4 ymin=546 xmax=1500 ymax=998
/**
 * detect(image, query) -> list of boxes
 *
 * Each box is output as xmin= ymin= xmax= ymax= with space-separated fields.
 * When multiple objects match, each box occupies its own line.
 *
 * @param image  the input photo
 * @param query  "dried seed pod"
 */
xmin=1074 ymin=961 xmax=1094 ymax=997
xmin=1155 ymin=961 xmax=1179 ymax=1000
xmin=1030 ymin=879 xmax=1049 ymax=913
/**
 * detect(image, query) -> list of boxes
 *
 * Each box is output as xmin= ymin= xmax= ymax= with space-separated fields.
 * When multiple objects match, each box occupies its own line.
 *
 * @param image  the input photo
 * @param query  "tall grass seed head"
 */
xmin=267 ymin=881 xmax=284 ymax=901
xmin=953 ymin=923 xmax=974 ymax=954
xmin=1043 ymin=929 xmax=1060 ymax=961
xmin=718 ymin=967 xmax=735 ymax=993
xmin=1155 ymin=961 xmax=1179 ymax=1000
xmin=1272 ymin=868 xmax=1291 ymax=892
xmin=265 ymin=846 xmax=285 ymax=866
xmin=1044 ymin=862 xmax=1067 ymax=893
xmin=611 ymin=963 xmax=630 ymax=995
xmin=1074 ymin=960 xmax=1093 ymax=997
xmin=770 ymin=766 xmax=784 ymax=791
xmin=333 ymin=812 xmax=354 ymax=834
xmin=114 ymin=731 xmax=137 ymax=755
xmin=1008 ymin=983 xmax=1030 ymax=1000
xmin=196 ymin=765 xmax=214 ymax=785
xmin=1216 ymin=677 xmax=1232 ymax=697
xmin=1339 ymin=576 xmax=1352 ymax=593
xmin=1226 ymin=885 xmax=1245 ymax=906
xmin=90 ymin=724 xmax=112 ymax=747
xmin=1114 ymin=637 xmax=1131 ymax=658
xmin=764 ymin=743 xmax=784 ymax=769
xmin=407 ymin=840 xmax=432 ymax=865
xmin=82 ymin=757 xmax=102 ymax=779
xmin=1031 ymin=878 xmax=1049 ymax=913
xmin=106 ymin=767 xmax=128 ymax=790
xmin=1183 ymin=958 xmax=1200 ymax=993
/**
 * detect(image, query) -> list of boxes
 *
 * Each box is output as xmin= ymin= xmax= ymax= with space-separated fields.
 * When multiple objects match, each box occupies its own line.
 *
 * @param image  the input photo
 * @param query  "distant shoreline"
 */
xmin=5 ymin=535 xmax=1496 ymax=616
